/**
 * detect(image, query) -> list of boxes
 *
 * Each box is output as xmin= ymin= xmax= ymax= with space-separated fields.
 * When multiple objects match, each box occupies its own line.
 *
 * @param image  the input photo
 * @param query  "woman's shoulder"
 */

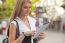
xmin=10 ymin=20 xmax=17 ymax=27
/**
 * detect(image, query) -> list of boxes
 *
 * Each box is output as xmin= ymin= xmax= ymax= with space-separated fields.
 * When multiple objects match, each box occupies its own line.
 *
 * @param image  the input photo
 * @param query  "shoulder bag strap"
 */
xmin=14 ymin=20 xmax=20 ymax=39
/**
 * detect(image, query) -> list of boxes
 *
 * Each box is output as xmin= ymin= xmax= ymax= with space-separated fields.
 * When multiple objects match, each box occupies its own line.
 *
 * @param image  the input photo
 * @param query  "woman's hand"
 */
xmin=23 ymin=30 xmax=36 ymax=36
xmin=37 ymin=32 xmax=46 ymax=41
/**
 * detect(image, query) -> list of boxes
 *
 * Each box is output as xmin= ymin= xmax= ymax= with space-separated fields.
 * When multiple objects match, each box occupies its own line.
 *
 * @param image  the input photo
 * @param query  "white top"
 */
xmin=10 ymin=16 xmax=36 ymax=43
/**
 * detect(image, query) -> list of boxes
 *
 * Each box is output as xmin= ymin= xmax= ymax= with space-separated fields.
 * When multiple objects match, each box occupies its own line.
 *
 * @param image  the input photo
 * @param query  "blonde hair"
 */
xmin=10 ymin=0 xmax=31 ymax=22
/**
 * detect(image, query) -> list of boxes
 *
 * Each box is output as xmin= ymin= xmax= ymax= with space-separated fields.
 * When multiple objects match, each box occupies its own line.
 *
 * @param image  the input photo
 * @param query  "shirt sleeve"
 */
xmin=10 ymin=21 xmax=17 ymax=27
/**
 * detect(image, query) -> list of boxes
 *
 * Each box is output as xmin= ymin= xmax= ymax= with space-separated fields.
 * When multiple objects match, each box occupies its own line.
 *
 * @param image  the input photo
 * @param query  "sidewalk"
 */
xmin=38 ymin=30 xmax=65 ymax=43
xmin=0 ymin=30 xmax=65 ymax=43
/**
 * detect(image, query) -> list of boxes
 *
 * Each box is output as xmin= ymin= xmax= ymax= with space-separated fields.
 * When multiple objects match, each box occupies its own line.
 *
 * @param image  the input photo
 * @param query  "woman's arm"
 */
xmin=8 ymin=23 xmax=25 ymax=43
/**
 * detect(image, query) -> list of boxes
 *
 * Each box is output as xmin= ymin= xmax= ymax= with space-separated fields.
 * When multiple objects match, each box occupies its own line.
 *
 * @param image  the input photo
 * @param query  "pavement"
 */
xmin=0 ymin=30 xmax=65 ymax=43
xmin=38 ymin=30 xmax=65 ymax=43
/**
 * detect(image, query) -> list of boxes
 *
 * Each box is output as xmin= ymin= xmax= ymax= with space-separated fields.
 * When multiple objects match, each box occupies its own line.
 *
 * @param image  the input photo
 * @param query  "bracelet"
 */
xmin=22 ymin=32 xmax=26 ymax=36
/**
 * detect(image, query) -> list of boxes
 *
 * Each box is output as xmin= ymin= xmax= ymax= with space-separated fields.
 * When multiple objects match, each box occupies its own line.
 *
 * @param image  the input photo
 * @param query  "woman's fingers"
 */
xmin=38 ymin=32 xmax=46 ymax=40
xmin=40 ymin=32 xmax=47 ymax=36
xmin=31 ymin=31 xmax=36 ymax=36
xmin=23 ymin=30 xmax=36 ymax=36
xmin=39 ymin=32 xmax=45 ymax=36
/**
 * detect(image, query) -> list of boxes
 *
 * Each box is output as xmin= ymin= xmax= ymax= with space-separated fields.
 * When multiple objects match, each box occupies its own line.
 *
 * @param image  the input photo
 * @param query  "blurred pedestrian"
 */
xmin=35 ymin=7 xmax=48 ymax=42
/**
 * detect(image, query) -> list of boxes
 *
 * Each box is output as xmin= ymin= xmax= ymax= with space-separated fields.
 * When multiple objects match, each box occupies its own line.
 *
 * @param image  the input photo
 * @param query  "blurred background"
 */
xmin=0 ymin=0 xmax=65 ymax=43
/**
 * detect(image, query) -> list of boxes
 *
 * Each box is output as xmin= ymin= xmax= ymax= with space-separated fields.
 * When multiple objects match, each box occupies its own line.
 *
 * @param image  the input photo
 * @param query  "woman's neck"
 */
xmin=18 ymin=15 xmax=28 ymax=22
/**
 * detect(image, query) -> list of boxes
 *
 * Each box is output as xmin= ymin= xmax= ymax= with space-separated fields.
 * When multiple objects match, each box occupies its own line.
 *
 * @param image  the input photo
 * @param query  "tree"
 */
xmin=1 ymin=0 xmax=40 ymax=18
xmin=4 ymin=0 xmax=15 ymax=18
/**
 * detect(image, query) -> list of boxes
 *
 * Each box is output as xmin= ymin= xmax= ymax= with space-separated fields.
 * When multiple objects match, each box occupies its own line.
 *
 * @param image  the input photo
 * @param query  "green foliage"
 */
xmin=32 ymin=0 xmax=40 ymax=4
xmin=0 ymin=0 xmax=40 ymax=19
xmin=30 ymin=0 xmax=40 ymax=17
xmin=4 ymin=0 xmax=15 ymax=18
xmin=0 ymin=3 xmax=4 ymax=19
xmin=31 ymin=0 xmax=40 ymax=11
xmin=0 ymin=0 xmax=15 ymax=19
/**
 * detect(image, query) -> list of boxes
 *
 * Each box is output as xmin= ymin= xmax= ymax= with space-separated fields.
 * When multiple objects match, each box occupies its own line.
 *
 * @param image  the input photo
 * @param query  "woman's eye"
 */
xmin=24 ymin=7 xmax=27 ymax=9
xmin=24 ymin=6 xmax=31 ymax=9
xmin=29 ymin=7 xmax=31 ymax=8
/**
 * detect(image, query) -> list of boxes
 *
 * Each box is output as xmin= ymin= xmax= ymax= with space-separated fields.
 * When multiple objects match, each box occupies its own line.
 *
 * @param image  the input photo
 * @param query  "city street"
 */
xmin=0 ymin=30 xmax=65 ymax=43
xmin=39 ymin=30 xmax=65 ymax=43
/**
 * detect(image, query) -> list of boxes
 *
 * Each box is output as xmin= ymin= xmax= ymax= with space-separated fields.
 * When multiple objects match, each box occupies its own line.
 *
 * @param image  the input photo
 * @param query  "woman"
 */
xmin=8 ymin=0 xmax=45 ymax=43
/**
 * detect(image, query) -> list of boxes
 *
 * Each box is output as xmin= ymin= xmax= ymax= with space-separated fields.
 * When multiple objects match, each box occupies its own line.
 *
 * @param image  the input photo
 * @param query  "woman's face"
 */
xmin=21 ymin=2 xmax=31 ymax=16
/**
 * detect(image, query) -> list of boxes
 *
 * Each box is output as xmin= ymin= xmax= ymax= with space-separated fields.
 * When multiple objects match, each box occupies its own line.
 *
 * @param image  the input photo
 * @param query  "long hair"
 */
xmin=10 ymin=0 xmax=31 ymax=22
